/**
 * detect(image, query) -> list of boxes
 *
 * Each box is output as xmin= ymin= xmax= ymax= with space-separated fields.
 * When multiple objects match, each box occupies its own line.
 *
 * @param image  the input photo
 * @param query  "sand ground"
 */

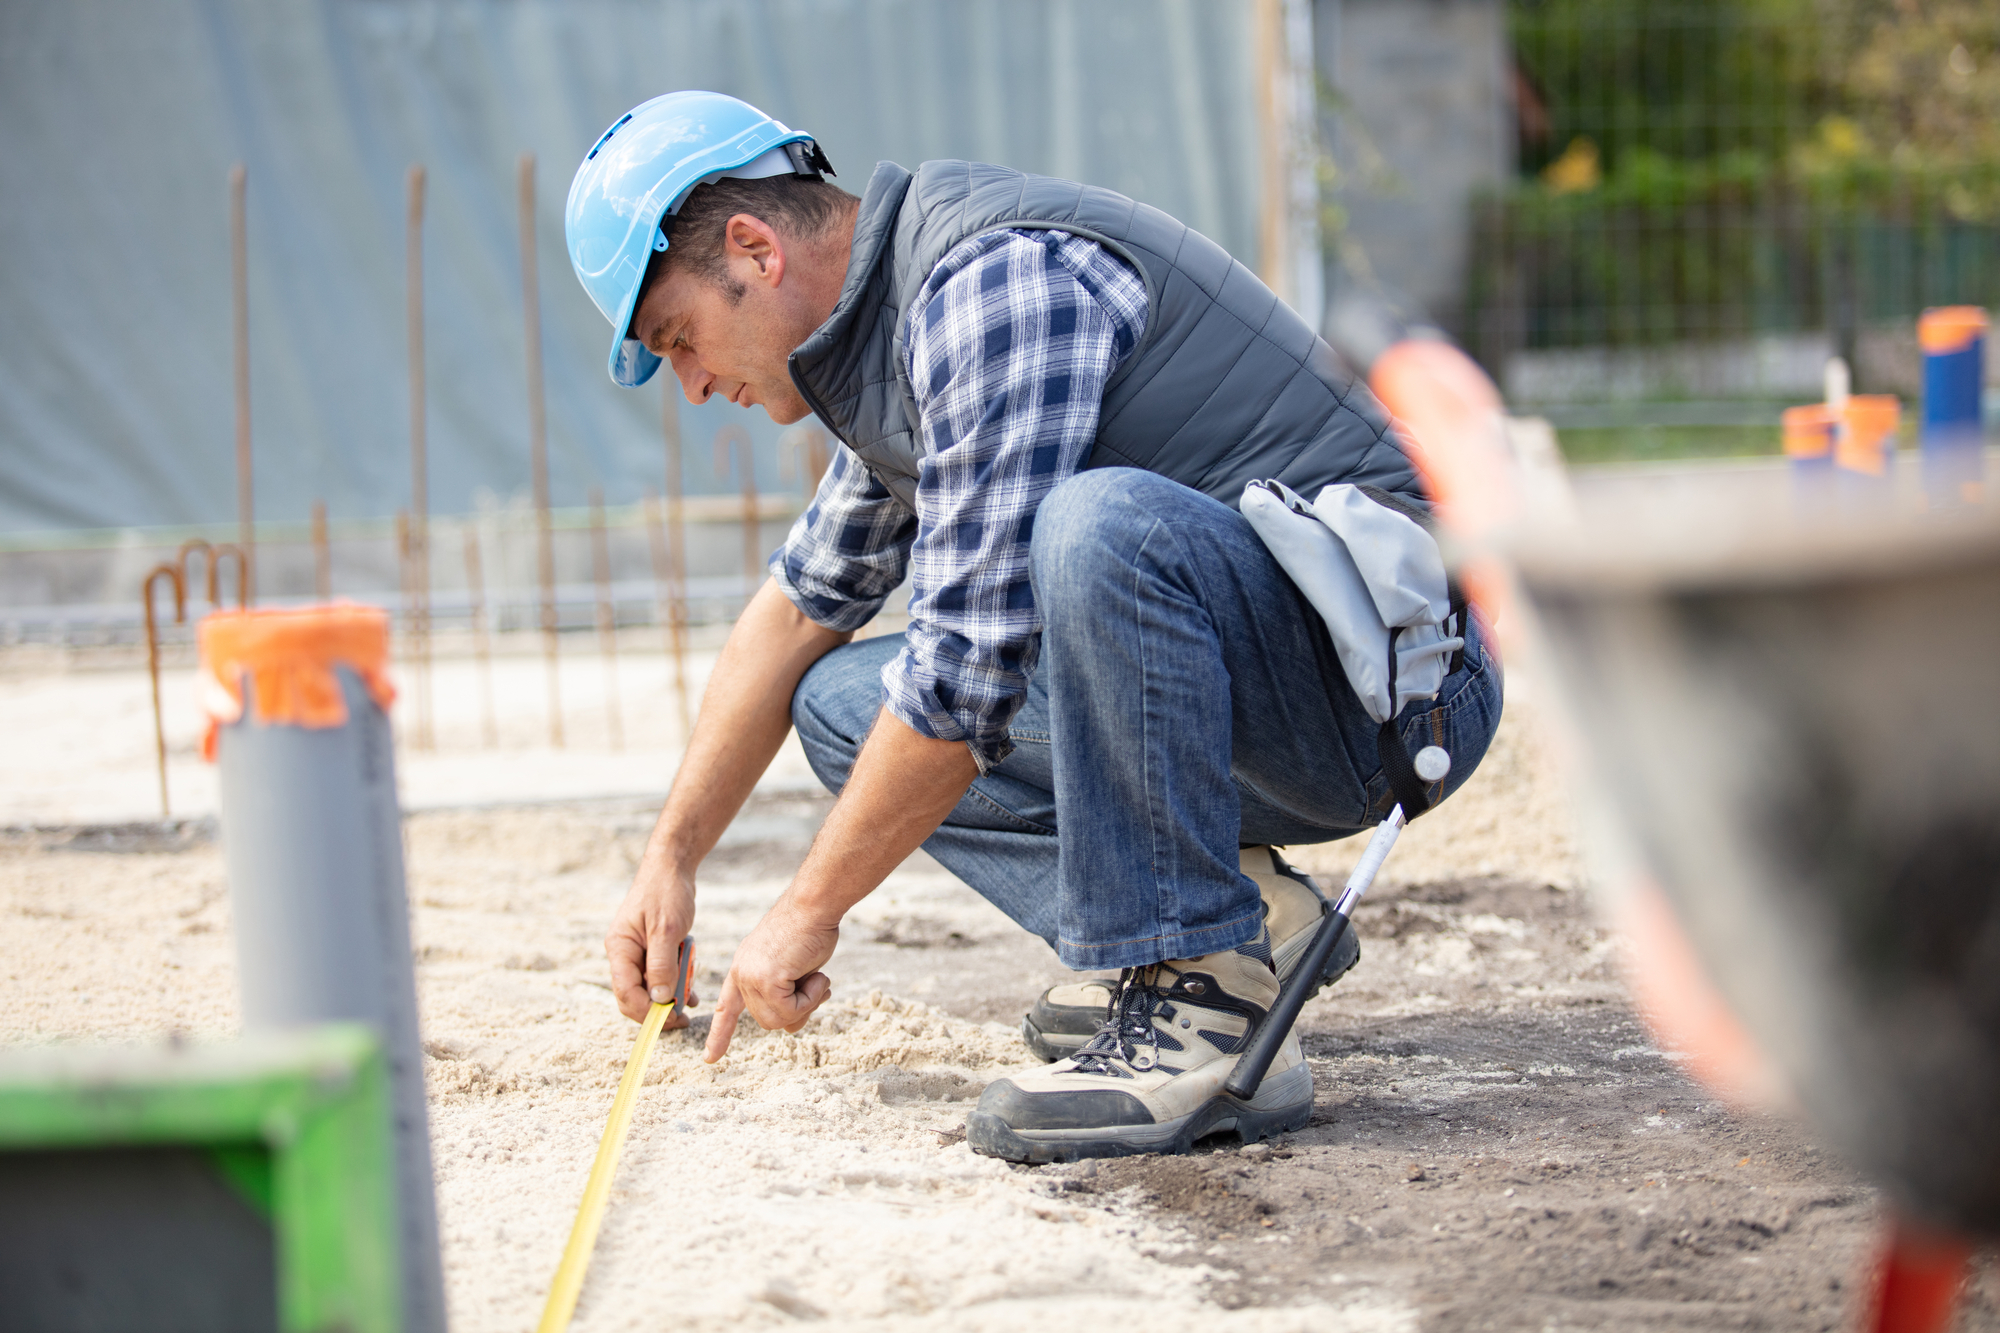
xmin=3 ymin=649 xmax=1997 ymax=1331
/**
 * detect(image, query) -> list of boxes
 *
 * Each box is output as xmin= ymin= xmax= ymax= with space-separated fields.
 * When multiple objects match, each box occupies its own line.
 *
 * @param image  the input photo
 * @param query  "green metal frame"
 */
xmin=0 ymin=1025 xmax=400 ymax=1333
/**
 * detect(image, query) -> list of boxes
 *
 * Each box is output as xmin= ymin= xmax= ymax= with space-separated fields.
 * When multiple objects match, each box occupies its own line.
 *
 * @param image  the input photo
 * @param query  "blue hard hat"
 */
xmin=565 ymin=91 xmax=831 ymax=388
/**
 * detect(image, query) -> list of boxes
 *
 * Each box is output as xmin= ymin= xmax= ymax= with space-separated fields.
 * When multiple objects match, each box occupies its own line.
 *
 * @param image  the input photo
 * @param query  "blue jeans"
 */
xmin=791 ymin=468 xmax=1503 ymax=971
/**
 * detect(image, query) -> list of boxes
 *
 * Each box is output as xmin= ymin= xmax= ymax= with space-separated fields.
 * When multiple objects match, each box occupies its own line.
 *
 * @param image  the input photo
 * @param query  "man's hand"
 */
xmin=604 ymin=869 xmax=699 ymax=1026
xmin=703 ymin=892 xmax=841 ymax=1061
xmin=703 ymin=707 xmax=981 ymax=1062
xmin=601 ymin=581 xmax=852 ymax=1024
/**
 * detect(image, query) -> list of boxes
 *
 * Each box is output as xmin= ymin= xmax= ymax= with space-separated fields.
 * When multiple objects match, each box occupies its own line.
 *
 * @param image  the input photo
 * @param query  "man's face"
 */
xmin=629 ymin=213 xmax=820 ymax=425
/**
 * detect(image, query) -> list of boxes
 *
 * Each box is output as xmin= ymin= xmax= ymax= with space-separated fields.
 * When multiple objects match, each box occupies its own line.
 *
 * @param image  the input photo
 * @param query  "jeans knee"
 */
xmin=1031 ymin=469 xmax=1188 ymax=599
xmin=790 ymin=635 xmax=903 ymax=795
xmin=790 ymin=671 xmax=854 ymax=795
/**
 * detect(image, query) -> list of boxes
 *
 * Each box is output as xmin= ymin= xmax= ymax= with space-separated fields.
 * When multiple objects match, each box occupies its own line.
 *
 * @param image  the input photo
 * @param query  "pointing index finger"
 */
xmin=703 ymin=972 xmax=745 ymax=1063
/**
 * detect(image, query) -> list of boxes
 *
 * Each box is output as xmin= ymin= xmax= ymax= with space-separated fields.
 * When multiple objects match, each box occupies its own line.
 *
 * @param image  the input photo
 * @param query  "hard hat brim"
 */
xmin=612 ymin=335 xmax=662 ymax=389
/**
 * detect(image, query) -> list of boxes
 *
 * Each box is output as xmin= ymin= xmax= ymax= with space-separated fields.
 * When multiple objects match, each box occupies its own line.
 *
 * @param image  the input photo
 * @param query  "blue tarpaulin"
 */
xmin=0 ymin=0 xmax=1262 ymax=533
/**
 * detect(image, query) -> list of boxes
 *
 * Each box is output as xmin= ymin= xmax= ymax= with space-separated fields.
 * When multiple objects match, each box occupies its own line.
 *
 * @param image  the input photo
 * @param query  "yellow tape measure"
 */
xmin=537 ymin=939 xmax=692 ymax=1333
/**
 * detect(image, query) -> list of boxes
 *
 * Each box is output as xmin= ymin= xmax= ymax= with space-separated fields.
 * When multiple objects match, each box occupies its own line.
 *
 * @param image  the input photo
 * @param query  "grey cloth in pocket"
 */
xmin=1239 ymin=479 xmax=1463 ymax=725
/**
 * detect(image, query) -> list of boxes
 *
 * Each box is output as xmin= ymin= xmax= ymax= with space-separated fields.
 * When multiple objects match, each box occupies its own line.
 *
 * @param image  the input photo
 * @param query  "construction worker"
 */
xmin=567 ymin=92 xmax=1502 ymax=1162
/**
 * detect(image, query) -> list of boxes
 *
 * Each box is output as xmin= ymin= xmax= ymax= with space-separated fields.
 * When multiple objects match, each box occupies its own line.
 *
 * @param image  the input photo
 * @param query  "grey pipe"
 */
xmin=218 ymin=665 xmax=445 ymax=1333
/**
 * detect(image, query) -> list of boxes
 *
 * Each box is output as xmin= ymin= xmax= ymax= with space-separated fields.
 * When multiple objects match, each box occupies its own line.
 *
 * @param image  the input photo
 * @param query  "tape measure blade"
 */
xmin=536 ymin=998 xmax=671 ymax=1333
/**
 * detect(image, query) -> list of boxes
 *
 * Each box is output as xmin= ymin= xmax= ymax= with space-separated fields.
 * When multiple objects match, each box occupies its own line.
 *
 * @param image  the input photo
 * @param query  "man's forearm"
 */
xmin=788 ymin=707 xmax=979 ymax=925
xmin=702 ymin=706 xmax=978 ymax=1055
xmin=643 ymin=580 xmax=850 ymax=874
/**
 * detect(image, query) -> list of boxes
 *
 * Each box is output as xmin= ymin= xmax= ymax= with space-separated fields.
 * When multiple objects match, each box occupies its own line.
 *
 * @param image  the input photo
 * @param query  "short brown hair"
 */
xmin=642 ymin=174 xmax=856 ymax=305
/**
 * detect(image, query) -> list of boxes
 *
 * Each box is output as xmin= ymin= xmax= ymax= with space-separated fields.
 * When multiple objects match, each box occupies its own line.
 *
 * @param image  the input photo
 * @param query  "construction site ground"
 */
xmin=3 ymin=642 xmax=1997 ymax=1331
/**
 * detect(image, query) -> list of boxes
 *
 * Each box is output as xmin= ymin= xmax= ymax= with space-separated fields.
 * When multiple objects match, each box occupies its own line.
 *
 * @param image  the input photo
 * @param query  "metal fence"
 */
xmin=1468 ymin=0 xmax=2000 ymax=405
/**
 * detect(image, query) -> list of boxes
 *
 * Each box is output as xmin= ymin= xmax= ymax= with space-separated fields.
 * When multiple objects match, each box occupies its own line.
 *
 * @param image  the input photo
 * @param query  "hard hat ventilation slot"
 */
xmin=587 ymin=113 xmax=634 ymax=161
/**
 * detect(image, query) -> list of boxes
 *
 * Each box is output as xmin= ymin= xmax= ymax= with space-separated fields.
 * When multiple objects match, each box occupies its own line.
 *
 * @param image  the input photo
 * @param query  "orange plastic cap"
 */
xmin=197 ymin=602 xmax=397 ymax=761
xmin=1781 ymin=404 xmax=1835 ymax=460
xmin=1918 ymin=306 xmax=1988 ymax=355
xmin=1838 ymin=394 xmax=1901 ymax=475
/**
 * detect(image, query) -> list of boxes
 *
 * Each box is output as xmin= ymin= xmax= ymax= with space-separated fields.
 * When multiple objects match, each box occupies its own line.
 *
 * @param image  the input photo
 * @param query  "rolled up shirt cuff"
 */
xmin=768 ymin=551 xmax=887 ymax=634
xmin=879 ymin=650 xmax=1015 ymax=775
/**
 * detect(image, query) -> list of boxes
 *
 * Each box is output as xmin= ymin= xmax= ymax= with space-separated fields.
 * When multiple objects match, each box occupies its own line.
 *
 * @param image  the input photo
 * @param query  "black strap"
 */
xmin=1446 ymin=580 xmax=1468 ymax=677
xmin=1377 ymin=626 xmax=1434 ymax=820
xmin=784 ymin=140 xmax=837 ymax=178
xmin=1378 ymin=720 xmax=1434 ymax=820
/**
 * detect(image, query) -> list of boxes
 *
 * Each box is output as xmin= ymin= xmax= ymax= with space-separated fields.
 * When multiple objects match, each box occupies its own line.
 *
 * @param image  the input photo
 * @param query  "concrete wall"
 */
xmin=1318 ymin=0 xmax=1512 ymax=336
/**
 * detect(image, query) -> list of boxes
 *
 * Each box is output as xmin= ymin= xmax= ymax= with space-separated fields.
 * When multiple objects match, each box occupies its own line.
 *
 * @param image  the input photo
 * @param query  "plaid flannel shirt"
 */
xmin=769 ymin=228 xmax=1148 ymax=771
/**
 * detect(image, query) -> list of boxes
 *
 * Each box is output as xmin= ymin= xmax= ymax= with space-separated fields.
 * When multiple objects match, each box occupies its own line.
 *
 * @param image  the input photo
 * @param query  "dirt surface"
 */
xmin=1051 ymin=870 xmax=2000 ymax=1331
xmin=4 ymin=689 xmax=1998 ymax=1330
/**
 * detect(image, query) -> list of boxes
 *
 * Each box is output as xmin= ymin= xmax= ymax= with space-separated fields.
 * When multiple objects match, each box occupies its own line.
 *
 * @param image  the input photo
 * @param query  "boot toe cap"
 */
xmin=976 ymin=1077 xmax=1156 ymax=1131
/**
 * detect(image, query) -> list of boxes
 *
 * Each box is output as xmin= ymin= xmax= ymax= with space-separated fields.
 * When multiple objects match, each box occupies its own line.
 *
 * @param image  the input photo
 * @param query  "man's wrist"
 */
xmin=635 ymin=851 xmax=698 ymax=902
xmin=642 ymin=824 xmax=706 ymax=878
xmin=782 ymin=872 xmax=850 ymax=932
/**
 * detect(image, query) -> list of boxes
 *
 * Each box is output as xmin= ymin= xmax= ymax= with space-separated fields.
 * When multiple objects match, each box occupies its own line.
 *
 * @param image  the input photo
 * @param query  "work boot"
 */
xmin=969 ymin=946 xmax=1313 ymax=1163
xmin=1019 ymin=847 xmax=1359 ymax=1061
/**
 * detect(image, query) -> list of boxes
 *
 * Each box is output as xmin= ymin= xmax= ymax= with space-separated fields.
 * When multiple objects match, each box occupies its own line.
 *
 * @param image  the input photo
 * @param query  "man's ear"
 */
xmin=723 ymin=213 xmax=785 ymax=289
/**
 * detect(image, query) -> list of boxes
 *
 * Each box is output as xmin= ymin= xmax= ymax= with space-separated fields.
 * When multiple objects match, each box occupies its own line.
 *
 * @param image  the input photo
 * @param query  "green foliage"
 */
xmin=1477 ymin=1 xmax=2000 ymax=360
xmin=1511 ymin=0 xmax=1828 ymax=176
xmin=1553 ymin=423 xmax=1784 ymax=465
xmin=1841 ymin=2 xmax=2000 ymax=171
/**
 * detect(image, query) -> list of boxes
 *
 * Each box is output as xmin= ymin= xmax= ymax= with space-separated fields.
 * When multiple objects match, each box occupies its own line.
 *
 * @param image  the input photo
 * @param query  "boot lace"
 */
xmin=1067 ymin=966 xmax=1180 ymax=1075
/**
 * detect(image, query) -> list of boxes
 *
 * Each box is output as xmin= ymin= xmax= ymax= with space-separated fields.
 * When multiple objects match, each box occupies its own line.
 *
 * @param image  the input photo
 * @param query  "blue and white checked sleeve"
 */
xmin=769 ymin=444 xmax=916 ymax=632
xmin=888 ymin=230 xmax=1147 ymax=770
xmin=769 ymin=228 xmax=1146 ymax=772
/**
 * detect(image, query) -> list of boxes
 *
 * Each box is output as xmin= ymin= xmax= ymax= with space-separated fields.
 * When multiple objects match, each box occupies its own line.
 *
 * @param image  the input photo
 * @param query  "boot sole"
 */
xmin=965 ymin=1062 xmax=1314 ymax=1164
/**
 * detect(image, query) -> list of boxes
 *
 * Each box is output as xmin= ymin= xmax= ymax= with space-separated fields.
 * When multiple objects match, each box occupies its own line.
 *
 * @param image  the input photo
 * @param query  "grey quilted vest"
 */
xmin=787 ymin=160 xmax=1424 ymax=513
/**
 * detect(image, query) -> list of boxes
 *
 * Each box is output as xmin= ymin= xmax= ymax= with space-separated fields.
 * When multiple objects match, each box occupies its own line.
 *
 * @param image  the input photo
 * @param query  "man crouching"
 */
xmin=565 ymin=92 xmax=1501 ymax=1161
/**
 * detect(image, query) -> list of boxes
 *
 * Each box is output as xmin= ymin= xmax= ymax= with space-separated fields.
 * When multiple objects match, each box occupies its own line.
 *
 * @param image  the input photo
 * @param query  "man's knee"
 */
xmin=790 ymin=635 xmax=903 ymax=794
xmin=1031 ymin=469 xmax=1193 ymax=593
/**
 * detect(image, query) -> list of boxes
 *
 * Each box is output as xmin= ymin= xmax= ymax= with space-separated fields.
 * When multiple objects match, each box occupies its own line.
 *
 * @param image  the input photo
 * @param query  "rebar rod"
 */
xmin=229 ymin=164 xmax=255 ymax=602
xmin=312 ymin=500 xmax=332 ymax=600
xmin=781 ymin=424 xmax=831 ymax=499
xmin=406 ymin=164 xmax=433 ymax=751
xmin=176 ymin=539 xmax=218 ymax=607
xmin=177 ymin=539 xmax=249 ymax=611
xmin=714 ymin=423 xmax=761 ymax=606
xmin=642 ymin=496 xmax=688 ymax=746
xmin=520 ymin=152 xmax=562 ymax=748
xmin=142 ymin=564 xmax=187 ymax=819
xmin=395 ymin=510 xmax=412 ymax=749
xmin=589 ymin=489 xmax=624 ymax=751
xmin=1252 ymin=0 xmax=1287 ymax=302
xmin=660 ymin=382 xmax=691 ymax=740
xmin=463 ymin=523 xmax=498 ymax=748
xmin=803 ymin=428 xmax=829 ymax=495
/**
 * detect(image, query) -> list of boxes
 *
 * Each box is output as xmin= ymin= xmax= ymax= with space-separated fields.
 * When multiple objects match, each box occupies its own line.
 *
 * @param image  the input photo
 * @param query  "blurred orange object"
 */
xmin=1917 ymin=305 xmax=1988 ymax=356
xmin=1369 ymin=339 xmax=1516 ymax=543
xmin=1618 ymin=876 xmax=1779 ymax=1109
xmin=1782 ymin=404 xmax=1836 ymax=460
xmin=1839 ymin=395 xmax=1901 ymax=478
xmin=1369 ymin=338 xmax=1522 ymax=654
xmin=197 ymin=602 xmax=397 ymax=760
xmin=1865 ymin=1216 xmax=1973 ymax=1333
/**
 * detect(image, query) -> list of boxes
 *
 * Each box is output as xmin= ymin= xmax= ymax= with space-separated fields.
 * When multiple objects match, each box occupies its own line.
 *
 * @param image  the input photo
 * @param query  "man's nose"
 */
xmin=669 ymin=349 xmax=712 ymax=405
